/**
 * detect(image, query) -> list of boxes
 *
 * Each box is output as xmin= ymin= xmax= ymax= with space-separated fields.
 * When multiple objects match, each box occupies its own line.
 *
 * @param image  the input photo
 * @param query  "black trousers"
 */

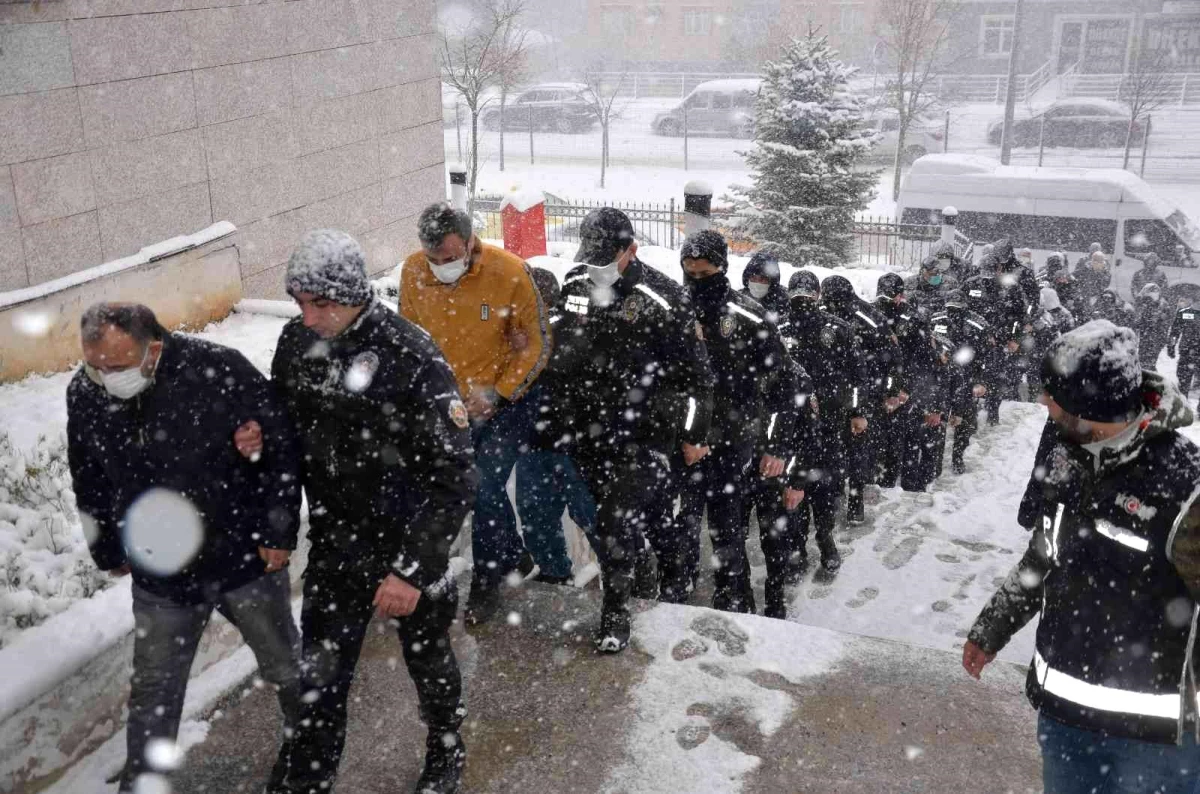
xmin=642 ymin=447 xmax=691 ymax=602
xmin=574 ymin=446 xmax=671 ymax=615
xmin=843 ymin=410 xmax=875 ymax=496
xmin=1179 ymin=349 xmax=1200 ymax=398
xmin=876 ymin=403 xmax=907 ymax=487
xmin=899 ymin=404 xmax=942 ymax=492
xmin=790 ymin=466 xmax=839 ymax=551
xmin=951 ymin=401 xmax=979 ymax=462
xmin=739 ymin=470 xmax=792 ymax=609
xmin=271 ymin=556 xmax=463 ymax=793
xmin=676 ymin=440 xmax=755 ymax=612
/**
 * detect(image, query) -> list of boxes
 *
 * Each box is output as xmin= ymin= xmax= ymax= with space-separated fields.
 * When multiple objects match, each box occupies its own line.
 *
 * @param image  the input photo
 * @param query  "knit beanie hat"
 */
xmin=286 ymin=229 xmax=371 ymax=306
xmin=1042 ymin=320 xmax=1143 ymax=423
xmin=680 ymin=230 xmax=729 ymax=273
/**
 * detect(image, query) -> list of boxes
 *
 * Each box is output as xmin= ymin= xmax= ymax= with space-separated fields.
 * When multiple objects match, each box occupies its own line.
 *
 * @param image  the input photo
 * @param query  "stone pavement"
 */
xmin=171 ymin=584 xmax=1041 ymax=794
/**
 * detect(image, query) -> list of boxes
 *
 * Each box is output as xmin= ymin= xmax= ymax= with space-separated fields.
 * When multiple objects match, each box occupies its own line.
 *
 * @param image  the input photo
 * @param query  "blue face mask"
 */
xmin=927 ymin=274 xmax=943 ymax=286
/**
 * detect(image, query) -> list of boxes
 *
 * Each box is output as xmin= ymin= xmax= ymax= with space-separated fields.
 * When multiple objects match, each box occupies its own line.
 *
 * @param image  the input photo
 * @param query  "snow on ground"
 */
xmin=605 ymin=606 xmax=847 ymax=794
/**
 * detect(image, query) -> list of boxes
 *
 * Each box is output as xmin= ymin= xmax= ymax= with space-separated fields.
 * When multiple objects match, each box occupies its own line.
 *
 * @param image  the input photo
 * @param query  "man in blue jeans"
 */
xmin=963 ymin=321 xmax=1200 ymax=793
xmin=65 ymin=303 xmax=302 ymax=792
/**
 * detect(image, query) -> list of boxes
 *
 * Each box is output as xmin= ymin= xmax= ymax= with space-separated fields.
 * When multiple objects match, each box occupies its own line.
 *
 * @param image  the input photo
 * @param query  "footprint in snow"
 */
xmin=846 ymin=587 xmax=879 ymax=609
xmin=675 ymin=719 xmax=711 ymax=750
xmin=671 ymin=637 xmax=709 ymax=662
xmin=950 ymin=538 xmax=998 ymax=554
xmin=882 ymin=536 xmax=923 ymax=570
xmin=689 ymin=613 xmax=749 ymax=657
xmin=935 ymin=553 xmax=960 ymax=564
xmin=931 ymin=600 xmax=953 ymax=612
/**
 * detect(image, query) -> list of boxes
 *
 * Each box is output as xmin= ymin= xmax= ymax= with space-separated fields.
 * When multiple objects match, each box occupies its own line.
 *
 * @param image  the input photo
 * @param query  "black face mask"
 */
xmin=686 ymin=272 xmax=729 ymax=318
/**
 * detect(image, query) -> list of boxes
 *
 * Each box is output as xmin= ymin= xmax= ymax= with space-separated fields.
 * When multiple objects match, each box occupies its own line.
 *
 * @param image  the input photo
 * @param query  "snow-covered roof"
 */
xmin=524 ymin=82 xmax=589 ymax=93
xmin=690 ymin=78 xmax=762 ymax=93
xmin=908 ymin=154 xmax=1000 ymax=176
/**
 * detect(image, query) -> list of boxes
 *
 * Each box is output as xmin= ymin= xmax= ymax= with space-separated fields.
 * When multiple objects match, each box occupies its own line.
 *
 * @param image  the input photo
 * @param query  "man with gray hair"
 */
xmin=270 ymin=230 xmax=477 ymax=794
xmin=66 ymin=302 xmax=303 ymax=793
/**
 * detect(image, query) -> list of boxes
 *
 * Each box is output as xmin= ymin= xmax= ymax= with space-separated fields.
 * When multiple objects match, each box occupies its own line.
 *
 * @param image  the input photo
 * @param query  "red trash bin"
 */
xmin=501 ymin=190 xmax=547 ymax=260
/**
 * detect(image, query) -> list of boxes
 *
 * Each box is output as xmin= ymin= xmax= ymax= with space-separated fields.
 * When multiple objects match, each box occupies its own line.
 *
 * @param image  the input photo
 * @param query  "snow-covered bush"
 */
xmin=730 ymin=29 xmax=879 ymax=268
xmin=0 ymin=432 xmax=107 ymax=648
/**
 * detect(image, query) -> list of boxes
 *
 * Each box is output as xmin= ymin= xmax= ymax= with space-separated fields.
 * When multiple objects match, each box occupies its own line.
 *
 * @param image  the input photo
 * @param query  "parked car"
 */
xmin=651 ymin=79 xmax=761 ymax=139
xmin=985 ymin=99 xmax=1145 ymax=148
xmin=864 ymin=109 xmax=945 ymax=165
xmin=479 ymin=83 xmax=597 ymax=134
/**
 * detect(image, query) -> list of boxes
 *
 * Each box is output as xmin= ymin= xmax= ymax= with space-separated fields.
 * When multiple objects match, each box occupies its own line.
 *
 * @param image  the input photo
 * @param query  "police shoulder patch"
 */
xmin=820 ymin=326 xmax=837 ymax=347
xmin=623 ymin=295 xmax=641 ymax=322
xmin=448 ymin=399 xmax=469 ymax=429
xmin=719 ymin=315 xmax=735 ymax=337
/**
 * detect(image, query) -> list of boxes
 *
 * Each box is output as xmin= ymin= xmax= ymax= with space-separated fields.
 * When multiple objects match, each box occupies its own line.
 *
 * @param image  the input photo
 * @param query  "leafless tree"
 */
xmin=439 ymin=0 xmax=530 ymax=204
xmin=873 ymin=0 xmax=967 ymax=200
xmin=1119 ymin=34 xmax=1175 ymax=170
xmin=577 ymin=66 xmax=630 ymax=189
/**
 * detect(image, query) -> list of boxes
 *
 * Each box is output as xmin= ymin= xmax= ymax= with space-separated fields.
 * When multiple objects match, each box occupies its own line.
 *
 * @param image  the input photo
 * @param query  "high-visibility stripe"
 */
xmin=854 ymin=310 xmax=878 ymax=328
xmin=726 ymin=302 xmax=763 ymax=324
xmin=851 ymin=387 xmax=859 ymax=408
xmin=886 ymin=376 xmax=893 ymax=390
xmin=549 ymin=315 xmax=563 ymax=324
xmin=1034 ymin=651 xmax=1180 ymax=720
xmin=1094 ymin=518 xmax=1150 ymax=553
xmin=1048 ymin=503 xmax=1065 ymax=562
xmin=684 ymin=397 xmax=697 ymax=431
xmin=564 ymin=274 xmax=589 ymax=285
xmin=766 ymin=412 xmax=778 ymax=440
xmin=786 ymin=457 xmax=797 ymax=474
xmin=635 ymin=283 xmax=671 ymax=311
xmin=967 ymin=319 xmax=985 ymax=331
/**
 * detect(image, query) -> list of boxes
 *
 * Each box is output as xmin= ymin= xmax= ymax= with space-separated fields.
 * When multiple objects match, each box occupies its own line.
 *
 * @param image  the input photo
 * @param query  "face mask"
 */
xmin=588 ymin=259 xmax=622 ymax=288
xmin=927 ymin=274 xmax=943 ymax=286
xmin=428 ymin=257 xmax=468 ymax=284
xmin=102 ymin=347 xmax=153 ymax=400
xmin=748 ymin=282 xmax=770 ymax=299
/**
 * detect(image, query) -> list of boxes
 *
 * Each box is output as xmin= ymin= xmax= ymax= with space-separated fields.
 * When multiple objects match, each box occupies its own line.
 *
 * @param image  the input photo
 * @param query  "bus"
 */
xmin=898 ymin=154 xmax=1200 ymax=303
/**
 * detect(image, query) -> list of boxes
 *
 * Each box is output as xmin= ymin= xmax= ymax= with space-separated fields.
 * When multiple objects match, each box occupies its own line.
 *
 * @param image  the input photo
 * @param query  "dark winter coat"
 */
xmin=1074 ymin=264 xmax=1112 ymax=308
xmin=691 ymin=278 xmax=798 ymax=454
xmin=904 ymin=273 xmax=959 ymax=320
xmin=1090 ymin=291 xmax=1137 ymax=329
xmin=928 ymin=306 xmax=996 ymax=417
xmin=965 ymin=272 xmax=1029 ymax=344
xmin=876 ymin=297 xmax=947 ymax=413
xmin=1131 ymin=265 xmax=1170 ymax=297
xmin=541 ymin=258 xmax=715 ymax=460
xmin=67 ymin=334 xmax=301 ymax=604
xmin=822 ymin=296 xmax=901 ymax=416
xmin=1042 ymin=274 xmax=1086 ymax=321
xmin=970 ymin=373 xmax=1200 ymax=743
xmin=1169 ymin=304 xmax=1200 ymax=357
xmin=271 ymin=300 xmax=478 ymax=590
xmin=740 ymin=254 xmax=789 ymax=323
xmin=1134 ymin=296 xmax=1173 ymax=359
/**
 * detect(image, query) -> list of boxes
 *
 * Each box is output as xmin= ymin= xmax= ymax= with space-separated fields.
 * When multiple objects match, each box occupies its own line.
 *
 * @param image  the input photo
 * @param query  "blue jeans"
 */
xmin=1039 ymin=713 xmax=1200 ymax=794
xmin=470 ymin=388 xmax=540 ymax=586
xmin=516 ymin=451 xmax=597 ymax=579
xmin=120 ymin=570 xmax=301 ymax=792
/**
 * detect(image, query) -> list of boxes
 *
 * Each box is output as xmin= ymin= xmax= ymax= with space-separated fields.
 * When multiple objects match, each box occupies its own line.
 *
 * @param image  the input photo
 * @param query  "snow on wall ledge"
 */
xmin=0 ymin=222 xmax=241 ymax=383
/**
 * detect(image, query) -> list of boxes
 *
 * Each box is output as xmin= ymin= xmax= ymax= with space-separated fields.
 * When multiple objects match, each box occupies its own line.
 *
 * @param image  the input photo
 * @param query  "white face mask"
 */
xmin=748 ymin=282 xmax=770 ymax=299
xmin=101 ymin=347 xmax=153 ymax=400
xmin=428 ymin=257 xmax=468 ymax=284
xmin=588 ymin=258 xmax=622 ymax=288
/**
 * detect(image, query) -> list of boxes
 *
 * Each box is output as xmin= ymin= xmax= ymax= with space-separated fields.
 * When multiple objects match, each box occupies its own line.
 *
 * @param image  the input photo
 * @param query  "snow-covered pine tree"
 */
xmin=732 ymin=30 xmax=879 ymax=268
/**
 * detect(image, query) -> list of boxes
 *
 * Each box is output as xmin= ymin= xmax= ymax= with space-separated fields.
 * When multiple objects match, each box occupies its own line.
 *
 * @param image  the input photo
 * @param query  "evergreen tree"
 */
xmin=732 ymin=30 xmax=879 ymax=268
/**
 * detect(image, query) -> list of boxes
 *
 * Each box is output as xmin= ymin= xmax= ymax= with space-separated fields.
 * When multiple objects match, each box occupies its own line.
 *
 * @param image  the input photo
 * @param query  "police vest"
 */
xmin=1027 ymin=433 xmax=1200 ymax=743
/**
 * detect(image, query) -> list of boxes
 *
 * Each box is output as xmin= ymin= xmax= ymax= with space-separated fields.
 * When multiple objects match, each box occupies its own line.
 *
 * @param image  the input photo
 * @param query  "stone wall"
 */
xmin=0 ymin=0 xmax=445 ymax=299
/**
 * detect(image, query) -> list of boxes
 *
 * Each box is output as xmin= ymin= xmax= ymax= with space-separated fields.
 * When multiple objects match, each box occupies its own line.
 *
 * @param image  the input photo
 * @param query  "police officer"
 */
xmin=928 ymin=290 xmax=996 ymax=474
xmin=964 ymin=322 xmax=1200 ymax=793
xmin=270 ymin=230 xmax=477 ymax=794
xmin=1169 ymin=296 xmax=1200 ymax=405
xmin=541 ymin=208 xmax=714 ymax=652
xmin=820 ymin=275 xmax=900 ymax=525
xmin=965 ymin=257 xmax=1026 ymax=423
xmin=675 ymin=231 xmax=799 ymax=614
xmin=873 ymin=273 xmax=947 ymax=492
xmin=780 ymin=271 xmax=857 ymax=571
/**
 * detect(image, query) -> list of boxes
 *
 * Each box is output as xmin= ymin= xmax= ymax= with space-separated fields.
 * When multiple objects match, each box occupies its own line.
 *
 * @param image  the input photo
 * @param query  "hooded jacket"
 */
xmin=739 ymin=253 xmax=789 ymax=322
xmin=970 ymin=373 xmax=1200 ymax=743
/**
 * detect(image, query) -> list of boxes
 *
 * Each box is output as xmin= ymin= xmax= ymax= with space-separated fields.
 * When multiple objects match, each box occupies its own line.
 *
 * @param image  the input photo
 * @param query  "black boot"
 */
xmin=846 ymin=490 xmax=865 ymax=525
xmin=632 ymin=547 xmax=659 ymax=600
xmin=464 ymin=580 xmax=500 ymax=626
xmin=764 ymin=580 xmax=787 ymax=619
xmin=595 ymin=605 xmax=631 ymax=653
xmin=951 ymin=451 xmax=966 ymax=475
xmin=414 ymin=730 xmax=465 ymax=794
xmin=817 ymin=532 xmax=841 ymax=572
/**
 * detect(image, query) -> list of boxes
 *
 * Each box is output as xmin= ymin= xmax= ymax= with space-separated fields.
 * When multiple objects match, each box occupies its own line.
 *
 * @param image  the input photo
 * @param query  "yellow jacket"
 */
xmin=401 ymin=241 xmax=550 ymax=402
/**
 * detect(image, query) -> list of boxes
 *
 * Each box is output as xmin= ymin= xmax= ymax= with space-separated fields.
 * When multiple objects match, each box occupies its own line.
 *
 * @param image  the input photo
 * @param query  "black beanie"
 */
xmin=286 ymin=229 xmax=372 ymax=306
xmin=681 ymin=230 xmax=729 ymax=273
xmin=1042 ymin=320 xmax=1144 ymax=423
xmin=876 ymin=272 xmax=905 ymax=299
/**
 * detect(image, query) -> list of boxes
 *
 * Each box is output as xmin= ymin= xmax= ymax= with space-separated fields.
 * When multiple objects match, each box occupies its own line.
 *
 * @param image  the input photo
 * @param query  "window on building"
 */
xmin=980 ymin=16 xmax=1015 ymax=57
xmin=600 ymin=5 xmax=635 ymax=37
xmin=683 ymin=6 xmax=713 ymax=36
xmin=645 ymin=3 xmax=664 ymax=25
xmin=833 ymin=3 xmax=864 ymax=36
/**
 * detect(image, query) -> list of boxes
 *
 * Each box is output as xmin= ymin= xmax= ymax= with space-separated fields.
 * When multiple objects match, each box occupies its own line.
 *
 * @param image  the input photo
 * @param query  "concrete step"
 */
xmin=171 ymin=583 xmax=1040 ymax=794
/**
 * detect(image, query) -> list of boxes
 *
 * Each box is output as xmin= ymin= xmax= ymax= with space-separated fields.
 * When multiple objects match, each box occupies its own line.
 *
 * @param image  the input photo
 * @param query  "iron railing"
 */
xmin=474 ymin=196 xmax=955 ymax=269
xmin=1062 ymin=71 xmax=1200 ymax=106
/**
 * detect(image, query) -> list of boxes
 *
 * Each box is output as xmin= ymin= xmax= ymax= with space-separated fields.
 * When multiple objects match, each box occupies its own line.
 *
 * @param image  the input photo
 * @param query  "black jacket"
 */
xmin=965 ymin=273 xmax=1029 ymax=344
xmin=1132 ymin=266 xmax=1169 ymax=296
xmin=904 ymin=273 xmax=959 ymax=320
xmin=1074 ymin=264 xmax=1112 ymax=308
xmin=823 ymin=298 xmax=901 ymax=415
xmin=271 ymin=301 xmax=478 ymax=591
xmin=928 ymin=306 xmax=996 ymax=416
xmin=739 ymin=256 xmax=789 ymax=324
xmin=970 ymin=374 xmax=1200 ymax=743
xmin=876 ymin=297 xmax=947 ymax=413
xmin=541 ymin=258 xmax=715 ymax=459
xmin=67 ymin=334 xmax=301 ymax=603
xmin=1134 ymin=296 xmax=1173 ymax=354
xmin=1170 ymin=305 xmax=1200 ymax=356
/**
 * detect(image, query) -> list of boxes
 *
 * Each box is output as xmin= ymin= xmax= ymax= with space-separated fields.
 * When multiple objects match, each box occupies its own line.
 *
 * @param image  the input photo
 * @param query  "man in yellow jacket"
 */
xmin=402 ymin=203 xmax=551 ymax=623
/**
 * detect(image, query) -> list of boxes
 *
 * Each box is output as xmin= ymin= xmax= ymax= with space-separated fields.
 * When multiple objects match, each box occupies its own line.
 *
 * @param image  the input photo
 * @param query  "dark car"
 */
xmin=480 ymin=83 xmax=597 ymax=134
xmin=986 ymin=99 xmax=1145 ymax=149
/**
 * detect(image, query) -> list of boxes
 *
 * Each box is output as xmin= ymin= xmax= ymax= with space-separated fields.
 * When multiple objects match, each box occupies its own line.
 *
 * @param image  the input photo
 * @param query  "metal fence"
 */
xmin=474 ymin=196 xmax=956 ymax=269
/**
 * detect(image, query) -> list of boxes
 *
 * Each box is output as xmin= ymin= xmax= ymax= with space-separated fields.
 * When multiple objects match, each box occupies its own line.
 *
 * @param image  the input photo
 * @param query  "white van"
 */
xmin=898 ymin=154 xmax=1200 ymax=301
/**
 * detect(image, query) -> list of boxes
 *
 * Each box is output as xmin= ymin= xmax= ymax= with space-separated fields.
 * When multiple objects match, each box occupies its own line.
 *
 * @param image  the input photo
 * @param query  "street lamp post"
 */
xmin=999 ymin=0 xmax=1025 ymax=165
